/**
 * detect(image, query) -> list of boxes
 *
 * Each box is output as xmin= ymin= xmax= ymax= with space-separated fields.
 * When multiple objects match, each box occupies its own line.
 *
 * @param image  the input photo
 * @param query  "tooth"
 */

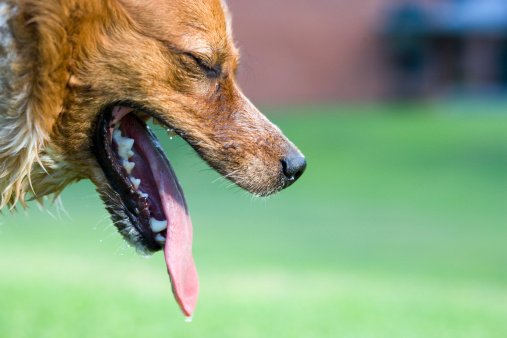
xmin=150 ymin=218 xmax=168 ymax=232
xmin=123 ymin=138 xmax=134 ymax=149
xmin=139 ymin=192 xmax=149 ymax=199
xmin=167 ymin=128 xmax=177 ymax=136
xmin=130 ymin=177 xmax=141 ymax=189
xmin=117 ymin=138 xmax=135 ymax=159
xmin=123 ymin=160 xmax=135 ymax=174
xmin=113 ymin=128 xmax=135 ymax=160
xmin=113 ymin=129 xmax=122 ymax=140
xmin=155 ymin=234 xmax=166 ymax=243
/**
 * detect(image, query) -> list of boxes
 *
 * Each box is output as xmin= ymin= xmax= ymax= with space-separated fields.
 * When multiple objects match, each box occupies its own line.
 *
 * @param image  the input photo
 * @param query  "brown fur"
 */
xmin=0 ymin=0 xmax=302 ymax=211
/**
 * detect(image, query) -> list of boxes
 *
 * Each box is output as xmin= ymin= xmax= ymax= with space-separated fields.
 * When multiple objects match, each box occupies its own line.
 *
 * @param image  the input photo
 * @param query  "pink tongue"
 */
xmin=121 ymin=113 xmax=199 ymax=317
xmin=157 ymin=158 xmax=199 ymax=317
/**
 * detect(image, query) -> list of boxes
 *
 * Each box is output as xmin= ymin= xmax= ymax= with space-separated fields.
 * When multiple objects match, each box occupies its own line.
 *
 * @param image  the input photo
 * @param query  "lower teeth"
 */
xmin=155 ymin=234 xmax=166 ymax=243
xmin=150 ymin=218 xmax=168 ymax=232
xmin=130 ymin=177 xmax=141 ymax=189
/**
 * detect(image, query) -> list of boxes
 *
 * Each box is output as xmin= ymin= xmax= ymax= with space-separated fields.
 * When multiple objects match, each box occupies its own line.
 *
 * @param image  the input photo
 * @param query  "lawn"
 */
xmin=0 ymin=102 xmax=506 ymax=338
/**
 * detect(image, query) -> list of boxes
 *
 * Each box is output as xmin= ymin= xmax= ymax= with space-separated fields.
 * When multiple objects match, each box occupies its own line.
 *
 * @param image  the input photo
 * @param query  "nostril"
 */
xmin=281 ymin=152 xmax=307 ymax=188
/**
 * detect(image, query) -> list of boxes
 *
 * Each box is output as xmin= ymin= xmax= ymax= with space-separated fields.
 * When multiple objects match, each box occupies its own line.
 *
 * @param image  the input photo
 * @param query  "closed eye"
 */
xmin=183 ymin=52 xmax=221 ymax=79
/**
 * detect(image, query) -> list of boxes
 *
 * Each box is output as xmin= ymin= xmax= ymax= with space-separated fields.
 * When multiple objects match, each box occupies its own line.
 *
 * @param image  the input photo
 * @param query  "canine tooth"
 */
xmin=130 ymin=177 xmax=141 ymax=189
xmin=150 ymin=218 xmax=168 ymax=233
xmin=139 ymin=192 xmax=149 ymax=199
xmin=123 ymin=160 xmax=135 ymax=174
xmin=155 ymin=234 xmax=166 ymax=243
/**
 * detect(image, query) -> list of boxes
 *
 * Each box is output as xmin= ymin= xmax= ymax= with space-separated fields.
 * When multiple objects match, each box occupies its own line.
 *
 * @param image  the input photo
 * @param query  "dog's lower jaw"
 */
xmin=95 ymin=181 xmax=154 ymax=255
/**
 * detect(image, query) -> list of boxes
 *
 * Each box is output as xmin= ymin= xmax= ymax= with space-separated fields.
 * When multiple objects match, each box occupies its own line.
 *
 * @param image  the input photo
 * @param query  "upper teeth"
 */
xmin=130 ymin=177 xmax=141 ymax=189
xmin=113 ymin=127 xmax=141 ymax=188
xmin=150 ymin=218 xmax=168 ymax=233
xmin=123 ymin=160 xmax=135 ymax=174
xmin=113 ymin=129 xmax=135 ymax=160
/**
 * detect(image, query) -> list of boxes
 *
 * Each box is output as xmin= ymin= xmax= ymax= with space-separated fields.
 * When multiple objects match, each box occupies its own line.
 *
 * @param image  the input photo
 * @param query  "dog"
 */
xmin=0 ymin=0 xmax=306 ymax=317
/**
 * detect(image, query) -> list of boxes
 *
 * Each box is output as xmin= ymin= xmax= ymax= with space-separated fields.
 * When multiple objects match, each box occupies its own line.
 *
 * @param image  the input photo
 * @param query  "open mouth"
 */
xmin=93 ymin=104 xmax=198 ymax=318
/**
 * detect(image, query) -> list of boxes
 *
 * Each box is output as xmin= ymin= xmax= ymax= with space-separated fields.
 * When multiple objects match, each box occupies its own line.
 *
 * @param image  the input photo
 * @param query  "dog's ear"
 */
xmin=0 ymin=2 xmax=69 ymax=209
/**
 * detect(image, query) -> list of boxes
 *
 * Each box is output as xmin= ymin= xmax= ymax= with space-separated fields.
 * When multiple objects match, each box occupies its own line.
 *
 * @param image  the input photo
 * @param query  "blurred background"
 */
xmin=1 ymin=0 xmax=507 ymax=337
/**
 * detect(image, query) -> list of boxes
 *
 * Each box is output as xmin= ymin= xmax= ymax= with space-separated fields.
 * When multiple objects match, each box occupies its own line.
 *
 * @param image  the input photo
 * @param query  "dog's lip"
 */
xmin=92 ymin=102 xmax=199 ymax=317
xmin=108 ymin=101 xmax=185 ymax=140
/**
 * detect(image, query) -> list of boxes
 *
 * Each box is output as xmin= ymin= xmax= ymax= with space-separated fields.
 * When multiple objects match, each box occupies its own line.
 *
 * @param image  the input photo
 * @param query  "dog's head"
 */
xmin=3 ymin=0 xmax=305 ymax=316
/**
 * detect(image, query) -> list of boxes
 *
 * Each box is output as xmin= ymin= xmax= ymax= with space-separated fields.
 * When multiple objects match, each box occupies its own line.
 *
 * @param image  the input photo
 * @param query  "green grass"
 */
xmin=1 ymin=102 xmax=506 ymax=337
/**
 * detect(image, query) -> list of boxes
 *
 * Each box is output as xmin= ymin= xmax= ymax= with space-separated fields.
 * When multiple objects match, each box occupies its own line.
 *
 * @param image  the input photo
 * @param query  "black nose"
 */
xmin=281 ymin=150 xmax=306 ymax=188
